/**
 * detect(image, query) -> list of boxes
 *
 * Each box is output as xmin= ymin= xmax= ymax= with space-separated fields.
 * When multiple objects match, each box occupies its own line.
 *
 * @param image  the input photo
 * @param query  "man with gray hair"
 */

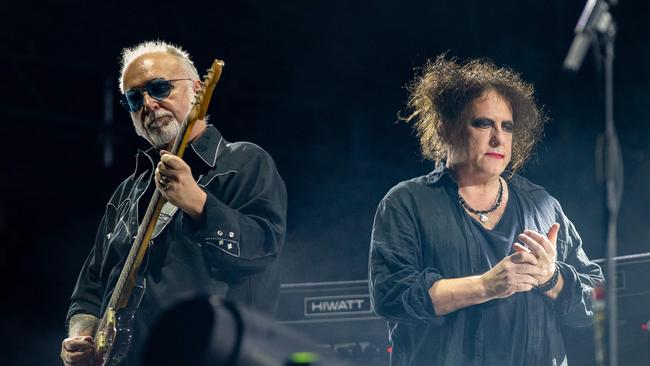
xmin=60 ymin=41 xmax=287 ymax=366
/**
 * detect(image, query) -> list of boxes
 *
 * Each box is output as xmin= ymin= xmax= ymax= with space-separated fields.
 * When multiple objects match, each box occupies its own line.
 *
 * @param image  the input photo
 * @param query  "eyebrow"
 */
xmin=472 ymin=117 xmax=514 ymax=124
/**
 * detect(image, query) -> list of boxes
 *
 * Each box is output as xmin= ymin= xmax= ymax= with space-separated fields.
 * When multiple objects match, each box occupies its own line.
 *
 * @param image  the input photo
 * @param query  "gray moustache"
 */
xmin=145 ymin=113 xmax=174 ymax=128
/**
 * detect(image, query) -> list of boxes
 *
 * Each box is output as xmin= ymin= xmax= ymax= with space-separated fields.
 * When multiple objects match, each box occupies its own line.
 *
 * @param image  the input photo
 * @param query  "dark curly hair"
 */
xmin=403 ymin=55 xmax=546 ymax=173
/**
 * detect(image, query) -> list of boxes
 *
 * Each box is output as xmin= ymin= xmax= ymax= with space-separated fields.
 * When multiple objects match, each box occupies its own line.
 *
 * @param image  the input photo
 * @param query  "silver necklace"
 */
xmin=458 ymin=178 xmax=504 ymax=223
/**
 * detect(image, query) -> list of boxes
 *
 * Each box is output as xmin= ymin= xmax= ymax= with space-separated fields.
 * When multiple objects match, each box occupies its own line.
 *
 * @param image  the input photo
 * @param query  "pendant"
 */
xmin=479 ymin=213 xmax=489 ymax=222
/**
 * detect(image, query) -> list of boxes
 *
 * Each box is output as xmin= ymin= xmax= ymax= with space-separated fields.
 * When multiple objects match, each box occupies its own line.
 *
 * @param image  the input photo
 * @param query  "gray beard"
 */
xmin=133 ymin=111 xmax=181 ymax=148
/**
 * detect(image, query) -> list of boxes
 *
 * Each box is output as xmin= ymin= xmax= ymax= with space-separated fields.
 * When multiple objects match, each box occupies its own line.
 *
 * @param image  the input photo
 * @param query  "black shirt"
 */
xmin=369 ymin=164 xmax=603 ymax=366
xmin=66 ymin=125 xmax=287 ymax=364
xmin=466 ymin=188 xmax=527 ymax=365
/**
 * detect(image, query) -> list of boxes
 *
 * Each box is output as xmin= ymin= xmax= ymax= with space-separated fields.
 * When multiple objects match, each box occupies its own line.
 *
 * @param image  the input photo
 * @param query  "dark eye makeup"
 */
xmin=502 ymin=121 xmax=514 ymax=133
xmin=470 ymin=118 xmax=514 ymax=133
xmin=471 ymin=118 xmax=493 ymax=128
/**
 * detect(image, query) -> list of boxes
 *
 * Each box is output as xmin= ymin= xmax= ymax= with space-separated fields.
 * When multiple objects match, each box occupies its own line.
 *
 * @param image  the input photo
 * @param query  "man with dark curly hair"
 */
xmin=369 ymin=55 xmax=603 ymax=366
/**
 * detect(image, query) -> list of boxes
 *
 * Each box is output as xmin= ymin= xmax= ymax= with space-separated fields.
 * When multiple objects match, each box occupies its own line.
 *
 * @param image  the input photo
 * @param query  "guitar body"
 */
xmin=96 ymin=307 xmax=137 ymax=366
xmin=96 ymin=278 xmax=145 ymax=366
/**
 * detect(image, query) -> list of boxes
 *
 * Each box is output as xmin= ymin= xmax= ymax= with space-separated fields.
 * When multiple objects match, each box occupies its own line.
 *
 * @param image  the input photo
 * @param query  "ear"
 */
xmin=193 ymin=79 xmax=202 ymax=93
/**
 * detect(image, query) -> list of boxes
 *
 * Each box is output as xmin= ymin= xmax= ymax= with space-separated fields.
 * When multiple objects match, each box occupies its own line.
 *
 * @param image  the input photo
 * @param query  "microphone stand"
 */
xmin=563 ymin=1 xmax=624 ymax=366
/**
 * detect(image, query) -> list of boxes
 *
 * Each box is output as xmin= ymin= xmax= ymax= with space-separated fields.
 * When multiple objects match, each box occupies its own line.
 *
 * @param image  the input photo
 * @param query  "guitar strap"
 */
xmin=152 ymin=201 xmax=179 ymax=240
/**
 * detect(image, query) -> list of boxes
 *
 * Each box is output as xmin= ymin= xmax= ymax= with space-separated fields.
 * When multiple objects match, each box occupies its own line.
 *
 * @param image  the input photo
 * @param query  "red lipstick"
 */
xmin=485 ymin=152 xmax=504 ymax=159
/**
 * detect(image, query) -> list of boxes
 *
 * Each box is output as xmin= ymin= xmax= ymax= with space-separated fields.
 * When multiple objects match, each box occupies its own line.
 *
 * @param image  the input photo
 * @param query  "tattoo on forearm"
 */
xmin=68 ymin=314 xmax=99 ymax=337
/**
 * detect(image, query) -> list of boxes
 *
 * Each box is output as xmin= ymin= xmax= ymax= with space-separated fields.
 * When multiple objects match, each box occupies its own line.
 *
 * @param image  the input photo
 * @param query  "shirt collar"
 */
xmin=424 ymin=161 xmax=454 ymax=186
xmin=188 ymin=124 xmax=226 ymax=168
xmin=133 ymin=124 xmax=226 ymax=176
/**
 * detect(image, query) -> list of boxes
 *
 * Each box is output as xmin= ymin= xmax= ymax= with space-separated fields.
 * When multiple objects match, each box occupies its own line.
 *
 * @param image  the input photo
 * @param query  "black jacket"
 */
xmin=369 ymin=164 xmax=603 ymax=366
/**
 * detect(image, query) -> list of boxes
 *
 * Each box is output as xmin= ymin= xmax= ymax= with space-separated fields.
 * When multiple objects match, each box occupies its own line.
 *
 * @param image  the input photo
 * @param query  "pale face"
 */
xmin=447 ymin=89 xmax=514 ymax=180
xmin=122 ymin=52 xmax=200 ymax=147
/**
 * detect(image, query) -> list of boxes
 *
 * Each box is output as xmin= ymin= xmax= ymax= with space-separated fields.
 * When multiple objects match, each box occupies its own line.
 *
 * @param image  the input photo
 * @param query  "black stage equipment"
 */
xmin=591 ymin=253 xmax=650 ymax=366
xmin=563 ymin=1 xmax=623 ymax=365
xmin=276 ymin=280 xmax=389 ymax=366
xmin=142 ymin=254 xmax=648 ymax=366
xmin=279 ymin=253 xmax=650 ymax=366
xmin=142 ymin=296 xmax=348 ymax=366
xmin=555 ymin=253 xmax=650 ymax=366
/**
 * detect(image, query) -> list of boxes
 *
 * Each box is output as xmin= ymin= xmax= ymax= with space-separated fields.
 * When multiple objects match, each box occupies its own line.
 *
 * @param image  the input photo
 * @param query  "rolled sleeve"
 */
xmin=554 ymin=218 xmax=604 ymax=327
xmin=369 ymin=196 xmax=445 ymax=324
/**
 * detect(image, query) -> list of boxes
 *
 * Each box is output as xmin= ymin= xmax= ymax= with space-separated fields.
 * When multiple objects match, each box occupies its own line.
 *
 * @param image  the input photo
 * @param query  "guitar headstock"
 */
xmin=187 ymin=59 xmax=225 ymax=123
xmin=172 ymin=59 xmax=225 ymax=157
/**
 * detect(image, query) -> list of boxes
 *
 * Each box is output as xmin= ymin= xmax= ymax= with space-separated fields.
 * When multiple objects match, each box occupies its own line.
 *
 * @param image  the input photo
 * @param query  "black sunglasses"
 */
xmin=120 ymin=78 xmax=192 ymax=112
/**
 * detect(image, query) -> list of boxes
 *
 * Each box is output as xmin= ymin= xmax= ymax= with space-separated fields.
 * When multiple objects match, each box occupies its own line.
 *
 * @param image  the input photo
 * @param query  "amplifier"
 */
xmin=277 ymin=280 xmax=389 ymax=365
xmin=278 ymin=253 xmax=650 ymax=366
xmin=567 ymin=252 xmax=650 ymax=366
xmin=593 ymin=252 xmax=650 ymax=297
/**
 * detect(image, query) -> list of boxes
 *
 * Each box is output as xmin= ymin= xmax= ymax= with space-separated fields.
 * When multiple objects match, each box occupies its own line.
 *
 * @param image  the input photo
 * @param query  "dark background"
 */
xmin=1 ymin=1 xmax=648 ymax=365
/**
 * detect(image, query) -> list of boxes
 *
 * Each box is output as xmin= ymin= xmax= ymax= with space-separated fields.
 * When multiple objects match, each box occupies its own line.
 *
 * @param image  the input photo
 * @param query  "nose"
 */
xmin=489 ymin=126 xmax=503 ymax=147
xmin=142 ymin=92 xmax=160 ymax=112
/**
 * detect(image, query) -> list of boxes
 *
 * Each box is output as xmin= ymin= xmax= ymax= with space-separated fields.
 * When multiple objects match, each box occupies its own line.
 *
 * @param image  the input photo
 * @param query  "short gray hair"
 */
xmin=118 ymin=40 xmax=200 ymax=93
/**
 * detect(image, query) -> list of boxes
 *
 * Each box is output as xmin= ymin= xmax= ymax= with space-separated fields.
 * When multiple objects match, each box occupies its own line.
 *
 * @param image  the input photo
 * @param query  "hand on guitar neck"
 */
xmin=60 ymin=314 xmax=99 ymax=366
xmin=155 ymin=149 xmax=207 ymax=221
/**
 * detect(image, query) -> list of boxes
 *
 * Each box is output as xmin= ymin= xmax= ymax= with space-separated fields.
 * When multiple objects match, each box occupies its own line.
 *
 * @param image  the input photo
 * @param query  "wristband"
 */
xmin=536 ymin=266 xmax=560 ymax=293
